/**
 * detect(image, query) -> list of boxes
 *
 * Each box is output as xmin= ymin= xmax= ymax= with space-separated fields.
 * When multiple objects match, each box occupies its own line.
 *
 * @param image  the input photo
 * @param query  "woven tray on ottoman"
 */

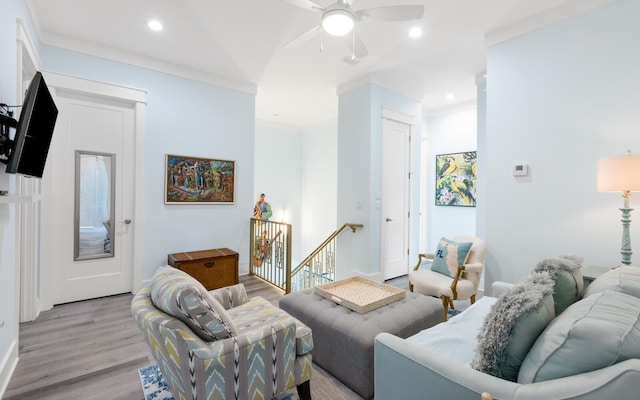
xmin=314 ymin=276 xmax=405 ymax=313
xmin=279 ymin=284 xmax=442 ymax=399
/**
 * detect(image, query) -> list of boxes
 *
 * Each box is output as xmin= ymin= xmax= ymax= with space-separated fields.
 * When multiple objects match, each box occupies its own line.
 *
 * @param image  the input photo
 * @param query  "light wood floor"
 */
xmin=7 ymin=274 xmax=400 ymax=400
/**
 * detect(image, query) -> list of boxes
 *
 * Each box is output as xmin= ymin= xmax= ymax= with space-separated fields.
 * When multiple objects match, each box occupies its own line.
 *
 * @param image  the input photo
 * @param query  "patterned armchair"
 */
xmin=132 ymin=266 xmax=313 ymax=400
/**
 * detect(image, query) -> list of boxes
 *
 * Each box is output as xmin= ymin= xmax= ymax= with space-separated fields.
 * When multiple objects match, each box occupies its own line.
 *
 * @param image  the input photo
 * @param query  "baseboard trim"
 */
xmin=352 ymin=270 xmax=384 ymax=282
xmin=0 ymin=340 xmax=19 ymax=398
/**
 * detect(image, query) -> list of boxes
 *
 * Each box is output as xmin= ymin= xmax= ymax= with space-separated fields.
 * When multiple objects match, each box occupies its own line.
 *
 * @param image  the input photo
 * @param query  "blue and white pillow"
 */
xmin=151 ymin=265 xmax=237 ymax=341
xmin=431 ymin=237 xmax=473 ymax=277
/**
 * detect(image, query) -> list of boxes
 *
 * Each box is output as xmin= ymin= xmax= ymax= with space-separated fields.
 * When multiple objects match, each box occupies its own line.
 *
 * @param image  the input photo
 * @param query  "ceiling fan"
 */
xmin=283 ymin=0 xmax=424 ymax=60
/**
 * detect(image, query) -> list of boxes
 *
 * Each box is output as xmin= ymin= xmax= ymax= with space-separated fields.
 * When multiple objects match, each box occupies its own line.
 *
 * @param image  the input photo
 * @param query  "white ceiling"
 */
xmin=25 ymin=0 xmax=611 ymax=129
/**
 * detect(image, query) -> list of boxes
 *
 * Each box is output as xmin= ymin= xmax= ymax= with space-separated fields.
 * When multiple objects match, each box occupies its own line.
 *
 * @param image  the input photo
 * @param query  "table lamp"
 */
xmin=597 ymin=151 xmax=640 ymax=265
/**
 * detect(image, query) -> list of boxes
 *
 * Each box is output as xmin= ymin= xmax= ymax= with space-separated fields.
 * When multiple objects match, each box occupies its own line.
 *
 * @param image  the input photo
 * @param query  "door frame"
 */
xmin=38 ymin=72 xmax=146 ymax=312
xmin=420 ymin=128 xmax=430 ymax=254
xmin=16 ymin=19 xmax=41 ymax=322
xmin=380 ymin=107 xmax=414 ymax=280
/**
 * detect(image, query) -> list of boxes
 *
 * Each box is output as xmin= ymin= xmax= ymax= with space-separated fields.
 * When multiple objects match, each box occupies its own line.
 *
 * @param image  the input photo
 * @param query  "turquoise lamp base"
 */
xmin=620 ymin=206 xmax=633 ymax=265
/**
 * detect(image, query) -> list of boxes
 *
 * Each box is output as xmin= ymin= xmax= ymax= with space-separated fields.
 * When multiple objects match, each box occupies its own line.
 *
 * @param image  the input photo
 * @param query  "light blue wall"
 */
xmin=337 ymin=83 xmax=422 ymax=278
xmin=425 ymin=108 xmax=478 ymax=252
xmin=254 ymin=122 xmax=339 ymax=265
xmin=337 ymin=85 xmax=372 ymax=278
xmin=254 ymin=124 xmax=302 ymax=264
xmin=301 ymin=123 xmax=338 ymax=257
xmin=483 ymin=0 xmax=640 ymax=287
xmin=40 ymin=46 xmax=256 ymax=278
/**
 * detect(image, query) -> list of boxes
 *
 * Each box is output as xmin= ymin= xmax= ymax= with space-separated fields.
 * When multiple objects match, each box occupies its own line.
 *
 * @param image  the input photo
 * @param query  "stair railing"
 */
xmin=290 ymin=223 xmax=363 ymax=292
xmin=249 ymin=218 xmax=292 ymax=292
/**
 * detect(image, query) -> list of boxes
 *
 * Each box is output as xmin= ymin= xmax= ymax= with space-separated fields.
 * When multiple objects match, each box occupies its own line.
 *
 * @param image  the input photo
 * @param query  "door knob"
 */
xmin=385 ymin=218 xmax=392 ymax=222
xmin=123 ymin=219 xmax=132 ymax=225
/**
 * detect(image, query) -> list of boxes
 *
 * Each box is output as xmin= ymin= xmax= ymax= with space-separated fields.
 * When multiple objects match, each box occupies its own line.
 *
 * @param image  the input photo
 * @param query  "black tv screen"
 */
xmin=6 ymin=71 xmax=58 ymax=178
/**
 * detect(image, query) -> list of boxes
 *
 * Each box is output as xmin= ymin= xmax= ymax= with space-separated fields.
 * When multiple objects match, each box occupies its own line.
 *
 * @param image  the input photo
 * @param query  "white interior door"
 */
xmin=46 ymin=87 xmax=135 ymax=304
xmin=381 ymin=118 xmax=411 ymax=280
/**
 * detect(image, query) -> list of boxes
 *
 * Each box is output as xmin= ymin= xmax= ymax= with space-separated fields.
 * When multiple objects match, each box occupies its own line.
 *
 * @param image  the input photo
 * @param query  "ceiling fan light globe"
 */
xmin=322 ymin=9 xmax=354 ymax=36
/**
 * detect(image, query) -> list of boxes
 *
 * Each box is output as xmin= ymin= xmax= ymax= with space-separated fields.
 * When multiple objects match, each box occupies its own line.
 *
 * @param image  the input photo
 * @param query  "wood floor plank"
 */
xmin=6 ymin=274 xmax=385 ymax=400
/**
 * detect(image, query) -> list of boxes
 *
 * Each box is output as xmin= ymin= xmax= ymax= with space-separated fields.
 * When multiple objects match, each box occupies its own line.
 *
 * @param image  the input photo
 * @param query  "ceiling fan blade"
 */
xmin=283 ymin=25 xmax=321 ymax=49
xmin=346 ymin=32 xmax=369 ymax=59
xmin=356 ymin=5 xmax=424 ymax=22
xmin=282 ymin=0 xmax=325 ymax=13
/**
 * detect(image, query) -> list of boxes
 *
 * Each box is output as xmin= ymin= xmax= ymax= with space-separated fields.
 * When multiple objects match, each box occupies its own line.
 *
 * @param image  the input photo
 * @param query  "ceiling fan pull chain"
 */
xmin=320 ymin=27 xmax=324 ymax=52
xmin=351 ymin=28 xmax=356 ymax=61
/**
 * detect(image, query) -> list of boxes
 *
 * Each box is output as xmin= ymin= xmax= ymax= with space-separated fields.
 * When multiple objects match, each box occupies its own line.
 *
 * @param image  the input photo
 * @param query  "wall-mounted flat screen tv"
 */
xmin=5 ymin=71 xmax=58 ymax=178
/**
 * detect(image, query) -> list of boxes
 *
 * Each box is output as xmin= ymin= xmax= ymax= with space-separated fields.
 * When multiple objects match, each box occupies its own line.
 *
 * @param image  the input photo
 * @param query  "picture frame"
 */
xmin=165 ymin=154 xmax=235 ymax=204
xmin=435 ymin=151 xmax=477 ymax=207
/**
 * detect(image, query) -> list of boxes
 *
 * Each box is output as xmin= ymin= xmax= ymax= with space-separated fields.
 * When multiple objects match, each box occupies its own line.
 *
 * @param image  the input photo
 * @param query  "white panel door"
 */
xmin=48 ymin=90 xmax=134 ymax=304
xmin=381 ymin=118 xmax=411 ymax=280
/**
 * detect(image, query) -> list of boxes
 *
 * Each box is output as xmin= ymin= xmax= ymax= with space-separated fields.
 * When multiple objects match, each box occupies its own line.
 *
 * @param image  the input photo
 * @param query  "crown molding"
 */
xmin=24 ymin=0 xmax=43 ymax=41
xmin=255 ymin=119 xmax=303 ymax=132
xmin=336 ymin=73 xmax=423 ymax=102
xmin=423 ymin=100 xmax=477 ymax=118
xmin=38 ymin=31 xmax=258 ymax=95
xmin=256 ymin=117 xmax=337 ymax=133
xmin=336 ymin=74 xmax=374 ymax=96
xmin=486 ymin=0 xmax=616 ymax=47
xmin=301 ymin=118 xmax=337 ymax=133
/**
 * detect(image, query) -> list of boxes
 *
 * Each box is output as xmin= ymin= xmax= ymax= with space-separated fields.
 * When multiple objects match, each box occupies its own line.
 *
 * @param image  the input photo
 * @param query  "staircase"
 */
xmin=290 ymin=223 xmax=363 ymax=292
xmin=249 ymin=219 xmax=363 ymax=293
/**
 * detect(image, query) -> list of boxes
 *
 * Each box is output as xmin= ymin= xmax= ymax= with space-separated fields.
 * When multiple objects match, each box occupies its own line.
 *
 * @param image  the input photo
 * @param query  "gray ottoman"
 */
xmin=279 ymin=288 xmax=442 ymax=399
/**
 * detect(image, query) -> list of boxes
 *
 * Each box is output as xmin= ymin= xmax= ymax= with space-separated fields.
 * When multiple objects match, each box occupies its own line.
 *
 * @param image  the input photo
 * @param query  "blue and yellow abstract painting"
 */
xmin=435 ymin=151 xmax=477 ymax=207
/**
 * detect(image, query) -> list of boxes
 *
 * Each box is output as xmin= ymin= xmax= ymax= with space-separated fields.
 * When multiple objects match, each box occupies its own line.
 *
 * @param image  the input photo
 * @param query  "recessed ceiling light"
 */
xmin=408 ymin=27 xmax=423 ymax=39
xmin=445 ymin=93 xmax=455 ymax=100
xmin=148 ymin=20 xmax=163 ymax=32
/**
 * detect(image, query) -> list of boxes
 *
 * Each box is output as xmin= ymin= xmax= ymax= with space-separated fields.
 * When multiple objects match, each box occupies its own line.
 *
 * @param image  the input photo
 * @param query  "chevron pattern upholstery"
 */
xmin=132 ymin=266 xmax=313 ymax=400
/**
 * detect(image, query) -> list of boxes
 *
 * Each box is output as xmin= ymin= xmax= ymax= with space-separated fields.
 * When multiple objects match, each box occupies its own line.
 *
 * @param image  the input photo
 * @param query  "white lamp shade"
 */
xmin=597 ymin=154 xmax=640 ymax=192
xmin=322 ymin=9 xmax=354 ymax=36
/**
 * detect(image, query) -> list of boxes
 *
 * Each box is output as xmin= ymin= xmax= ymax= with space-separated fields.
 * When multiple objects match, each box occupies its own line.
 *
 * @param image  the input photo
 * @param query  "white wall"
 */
xmin=483 ymin=0 xmax=640 ymax=288
xmin=425 ymin=108 xmax=478 ymax=252
xmin=254 ymin=124 xmax=302 ymax=264
xmin=476 ymin=81 xmax=487 ymax=252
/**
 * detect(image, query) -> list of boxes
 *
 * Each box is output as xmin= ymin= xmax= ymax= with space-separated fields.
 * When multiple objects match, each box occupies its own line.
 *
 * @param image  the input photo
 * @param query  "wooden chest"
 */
xmin=168 ymin=248 xmax=239 ymax=290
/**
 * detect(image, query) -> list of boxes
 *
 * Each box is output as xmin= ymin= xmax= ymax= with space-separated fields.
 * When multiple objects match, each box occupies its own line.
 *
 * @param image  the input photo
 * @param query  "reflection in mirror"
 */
xmin=74 ymin=151 xmax=115 ymax=261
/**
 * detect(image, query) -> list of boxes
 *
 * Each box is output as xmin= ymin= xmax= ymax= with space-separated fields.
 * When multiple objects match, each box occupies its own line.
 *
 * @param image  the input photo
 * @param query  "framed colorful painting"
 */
xmin=435 ymin=151 xmax=477 ymax=207
xmin=165 ymin=154 xmax=235 ymax=204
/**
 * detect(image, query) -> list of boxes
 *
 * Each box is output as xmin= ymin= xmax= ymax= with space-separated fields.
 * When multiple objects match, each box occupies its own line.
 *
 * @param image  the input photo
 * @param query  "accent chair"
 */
xmin=409 ymin=235 xmax=486 ymax=321
xmin=132 ymin=265 xmax=313 ymax=400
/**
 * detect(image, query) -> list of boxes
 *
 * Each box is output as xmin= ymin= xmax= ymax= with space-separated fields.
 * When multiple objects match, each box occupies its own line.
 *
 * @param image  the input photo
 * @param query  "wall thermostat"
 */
xmin=513 ymin=164 xmax=529 ymax=176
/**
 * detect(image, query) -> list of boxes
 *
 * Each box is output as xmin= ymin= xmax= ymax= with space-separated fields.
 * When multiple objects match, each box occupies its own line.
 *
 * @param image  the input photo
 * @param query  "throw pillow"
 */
xmin=471 ymin=271 xmax=556 ymax=382
xmin=582 ymin=266 xmax=640 ymax=299
xmin=518 ymin=290 xmax=640 ymax=383
xmin=151 ymin=265 xmax=237 ymax=341
xmin=532 ymin=255 xmax=584 ymax=315
xmin=431 ymin=237 xmax=474 ymax=277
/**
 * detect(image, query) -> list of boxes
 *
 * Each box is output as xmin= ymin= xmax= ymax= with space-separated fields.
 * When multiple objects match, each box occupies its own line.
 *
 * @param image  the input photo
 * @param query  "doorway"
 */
xmin=40 ymin=73 xmax=145 ymax=306
xmin=381 ymin=116 xmax=411 ymax=280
